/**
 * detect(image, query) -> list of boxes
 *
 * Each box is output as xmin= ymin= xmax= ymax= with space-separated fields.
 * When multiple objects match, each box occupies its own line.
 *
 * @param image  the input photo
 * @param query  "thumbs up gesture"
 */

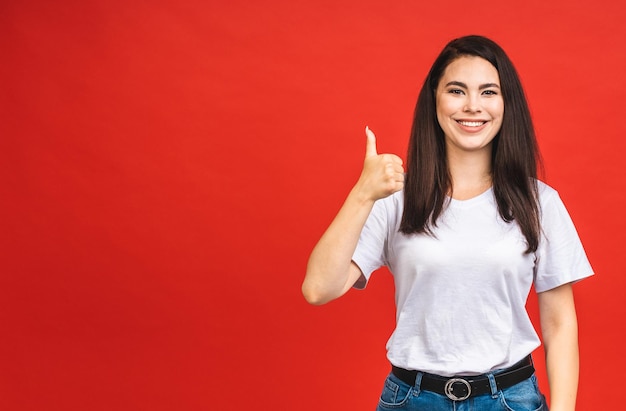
xmin=356 ymin=126 xmax=404 ymax=201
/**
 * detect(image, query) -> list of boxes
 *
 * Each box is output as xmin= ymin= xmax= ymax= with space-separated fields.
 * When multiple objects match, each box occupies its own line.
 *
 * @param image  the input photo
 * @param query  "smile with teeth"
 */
xmin=457 ymin=120 xmax=487 ymax=127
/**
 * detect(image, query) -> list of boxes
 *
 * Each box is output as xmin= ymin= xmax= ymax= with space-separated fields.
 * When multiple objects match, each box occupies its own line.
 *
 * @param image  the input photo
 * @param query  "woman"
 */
xmin=302 ymin=35 xmax=593 ymax=411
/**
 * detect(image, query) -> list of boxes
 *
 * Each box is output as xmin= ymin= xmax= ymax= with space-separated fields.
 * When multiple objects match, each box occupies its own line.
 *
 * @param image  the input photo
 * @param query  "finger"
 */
xmin=365 ymin=126 xmax=377 ymax=158
xmin=393 ymin=164 xmax=405 ymax=174
xmin=390 ymin=154 xmax=403 ymax=165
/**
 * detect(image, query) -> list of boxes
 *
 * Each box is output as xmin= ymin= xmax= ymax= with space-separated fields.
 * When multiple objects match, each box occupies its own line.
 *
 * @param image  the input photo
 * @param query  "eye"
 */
xmin=482 ymin=89 xmax=498 ymax=96
xmin=447 ymin=88 xmax=464 ymax=95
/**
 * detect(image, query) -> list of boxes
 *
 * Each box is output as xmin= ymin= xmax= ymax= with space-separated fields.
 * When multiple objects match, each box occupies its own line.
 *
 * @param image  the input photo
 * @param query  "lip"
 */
xmin=455 ymin=119 xmax=489 ymax=133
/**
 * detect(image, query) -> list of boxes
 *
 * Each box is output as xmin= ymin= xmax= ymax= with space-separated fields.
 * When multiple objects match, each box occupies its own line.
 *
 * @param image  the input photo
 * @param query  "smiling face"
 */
xmin=436 ymin=56 xmax=504 ymax=156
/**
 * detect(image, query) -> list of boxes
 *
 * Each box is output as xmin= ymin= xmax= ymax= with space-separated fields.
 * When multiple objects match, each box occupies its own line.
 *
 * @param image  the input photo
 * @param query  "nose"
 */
xmin=463 ymin=94 xmax=482 ymax=113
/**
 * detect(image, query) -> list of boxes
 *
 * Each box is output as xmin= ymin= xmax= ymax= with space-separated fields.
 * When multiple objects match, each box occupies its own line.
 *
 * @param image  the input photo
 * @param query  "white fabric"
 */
xmin=352 ymin=181 xmax=593 ymax=376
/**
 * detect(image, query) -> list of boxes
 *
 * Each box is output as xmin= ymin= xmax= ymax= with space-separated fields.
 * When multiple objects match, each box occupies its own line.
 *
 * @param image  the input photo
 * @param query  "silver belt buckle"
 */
xmin=444 ymin=378 xmax=472 ymax=401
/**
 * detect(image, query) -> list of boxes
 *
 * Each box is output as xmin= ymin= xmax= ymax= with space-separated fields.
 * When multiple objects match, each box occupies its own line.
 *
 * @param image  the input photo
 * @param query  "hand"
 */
xmin=354 ymin=126 xmax=404 ymax=201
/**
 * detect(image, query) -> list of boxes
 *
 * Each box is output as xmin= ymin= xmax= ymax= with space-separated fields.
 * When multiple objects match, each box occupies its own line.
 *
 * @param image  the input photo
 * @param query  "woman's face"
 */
xmin=436 ymin=56 xmax=504 ymax=156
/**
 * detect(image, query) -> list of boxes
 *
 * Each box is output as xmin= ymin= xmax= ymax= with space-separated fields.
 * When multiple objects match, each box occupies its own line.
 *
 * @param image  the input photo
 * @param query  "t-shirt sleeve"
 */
xmin=534 ymin=188 xmax=594 ymax=292
xmin=351 ymin=198 xmax=389 ymax=289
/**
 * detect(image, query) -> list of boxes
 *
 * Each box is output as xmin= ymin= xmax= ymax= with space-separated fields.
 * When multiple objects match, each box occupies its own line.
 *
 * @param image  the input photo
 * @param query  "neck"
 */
xmin=447 ymin=147 xmax=493 ymax=200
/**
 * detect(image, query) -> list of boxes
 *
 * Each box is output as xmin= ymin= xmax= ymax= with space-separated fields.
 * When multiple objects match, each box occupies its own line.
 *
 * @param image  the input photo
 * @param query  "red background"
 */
xmin=1 ymin=0 xmax=624 ymax=409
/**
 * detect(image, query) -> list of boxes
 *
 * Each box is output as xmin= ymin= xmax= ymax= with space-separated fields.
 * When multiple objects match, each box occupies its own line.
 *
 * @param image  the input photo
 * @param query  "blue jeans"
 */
xmin=376 ymin=370 xmax=548 ymax=411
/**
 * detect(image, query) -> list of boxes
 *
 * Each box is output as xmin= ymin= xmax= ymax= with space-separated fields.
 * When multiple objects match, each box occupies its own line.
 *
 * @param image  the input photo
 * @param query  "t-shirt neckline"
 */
xmin=448 ymin=186 xmax=493 ymax=207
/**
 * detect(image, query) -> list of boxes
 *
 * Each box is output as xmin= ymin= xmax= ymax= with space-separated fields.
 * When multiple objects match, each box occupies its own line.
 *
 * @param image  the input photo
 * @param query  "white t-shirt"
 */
xmin=352 ymin=181 xmax=593 ymax=376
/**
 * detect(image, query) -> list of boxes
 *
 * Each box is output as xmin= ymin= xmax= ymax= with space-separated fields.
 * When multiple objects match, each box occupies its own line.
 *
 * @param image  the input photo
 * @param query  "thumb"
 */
xmin=365 ymin=126 xmax=378 ymax=158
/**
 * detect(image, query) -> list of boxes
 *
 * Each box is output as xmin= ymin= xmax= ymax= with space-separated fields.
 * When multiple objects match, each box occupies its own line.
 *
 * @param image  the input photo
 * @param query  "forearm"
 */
xmin=302 ymin=186 xmax=375 ymax=305
xmin=539 ymin=284 xmax=579 ymax=411
xmin=544 ymin=320 xmax=579 ymax=411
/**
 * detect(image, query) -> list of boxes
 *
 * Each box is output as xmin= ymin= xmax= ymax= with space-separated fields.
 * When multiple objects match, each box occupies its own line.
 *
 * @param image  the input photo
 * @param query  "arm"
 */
xmin=538 ymin=283 xmax=579 ymax=411
xmin=302 ymin=127 xmax=404 ymax=305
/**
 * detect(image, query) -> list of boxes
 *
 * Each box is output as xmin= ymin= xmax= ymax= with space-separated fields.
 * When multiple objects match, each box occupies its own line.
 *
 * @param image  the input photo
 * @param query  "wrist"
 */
xmin=349 ymin=183 xmax=377 ymax=206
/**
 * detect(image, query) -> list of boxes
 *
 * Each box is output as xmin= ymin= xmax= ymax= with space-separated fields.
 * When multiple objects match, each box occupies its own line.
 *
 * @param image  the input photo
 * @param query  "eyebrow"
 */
xmin=444 ymin=81 xmax=501 ymax=90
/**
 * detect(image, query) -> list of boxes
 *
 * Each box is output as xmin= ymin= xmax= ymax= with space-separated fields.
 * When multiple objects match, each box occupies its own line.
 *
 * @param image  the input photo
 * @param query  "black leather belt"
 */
xmin=391 ymin=355 xmax=534 ymax=401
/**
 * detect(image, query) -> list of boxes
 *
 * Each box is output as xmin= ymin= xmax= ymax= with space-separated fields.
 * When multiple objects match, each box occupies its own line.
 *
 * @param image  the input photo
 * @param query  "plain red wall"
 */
xmin=2 ymin=0 xmax=624 ymax=409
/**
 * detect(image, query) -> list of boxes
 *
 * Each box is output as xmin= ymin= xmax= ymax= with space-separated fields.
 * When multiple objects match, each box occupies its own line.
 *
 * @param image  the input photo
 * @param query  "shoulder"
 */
xmin=536 ymin=179 xmax=559 ymax=205
xmin=535 ymin=180 xmax=574 ymax=224
xmin=369 ymin=190 xmax=404 ymax=225
xmin=376 ymin=189 xmax=404 ymax=210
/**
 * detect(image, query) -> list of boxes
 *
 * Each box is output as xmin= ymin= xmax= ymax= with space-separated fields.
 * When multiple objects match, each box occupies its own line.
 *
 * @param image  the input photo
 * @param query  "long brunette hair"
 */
xmin=400 ymin=35 xmax=542 ymax=253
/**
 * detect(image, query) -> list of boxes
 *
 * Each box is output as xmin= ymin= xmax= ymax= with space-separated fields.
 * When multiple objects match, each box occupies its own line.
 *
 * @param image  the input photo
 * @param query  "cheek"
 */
xmin=491 ymin=108 xmax=504 ymax=134
xmin=437 ymin=97 xmax=453 ymax=114
xmin=435 ymin=107 xmax=449 ymax=131
xmin=436 ymin=98 xmax=456 ymax=122
xmin=489 ymin=100 xmax=504 ymax=119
